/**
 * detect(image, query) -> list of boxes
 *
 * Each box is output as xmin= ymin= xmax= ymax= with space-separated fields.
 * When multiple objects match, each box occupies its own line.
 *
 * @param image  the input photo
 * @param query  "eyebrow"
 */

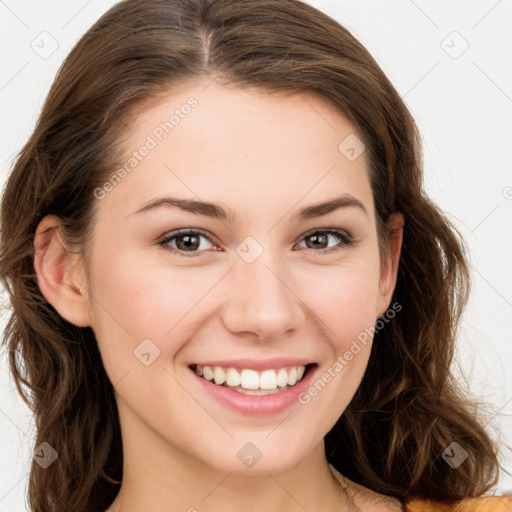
xmin=129 ymin=193 xmax=368 ymax=222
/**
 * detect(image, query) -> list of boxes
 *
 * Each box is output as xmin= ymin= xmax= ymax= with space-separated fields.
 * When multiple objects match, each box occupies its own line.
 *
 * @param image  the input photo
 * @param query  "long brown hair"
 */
xmin=0 ymin=0 xmax=503 ymax=510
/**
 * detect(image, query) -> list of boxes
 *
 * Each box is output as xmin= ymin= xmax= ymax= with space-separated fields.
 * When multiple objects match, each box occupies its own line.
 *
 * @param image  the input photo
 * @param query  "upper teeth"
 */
xmin=194 ymin=364 xmax=306 ymax=390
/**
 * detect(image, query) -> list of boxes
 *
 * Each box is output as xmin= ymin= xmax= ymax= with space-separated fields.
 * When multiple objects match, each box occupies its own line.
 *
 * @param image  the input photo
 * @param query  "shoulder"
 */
xmin=329 ymin=464 xmax=402 ymax=511
xmin=404 ymin=494 xmax=512 ymax=512
xmin=329 ymin=465 xmax=512 ymax=512
xmin=336 ymin=473 xmax=403 ymax=511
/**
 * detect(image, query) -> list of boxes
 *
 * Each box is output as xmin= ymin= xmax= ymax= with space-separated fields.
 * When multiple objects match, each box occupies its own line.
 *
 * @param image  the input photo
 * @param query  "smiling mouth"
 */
xmin=188 ymin=363 xmax=317 ymax=395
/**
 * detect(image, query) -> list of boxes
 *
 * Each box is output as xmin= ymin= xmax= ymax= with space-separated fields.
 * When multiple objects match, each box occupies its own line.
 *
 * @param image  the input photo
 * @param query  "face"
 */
xmin=56 ymin=79 xmax=400 ymax=475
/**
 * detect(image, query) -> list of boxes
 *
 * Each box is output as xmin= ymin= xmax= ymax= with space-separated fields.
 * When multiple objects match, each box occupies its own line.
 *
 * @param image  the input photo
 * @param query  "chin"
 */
xmin=199 ymin=431 xmax=316 ymax=476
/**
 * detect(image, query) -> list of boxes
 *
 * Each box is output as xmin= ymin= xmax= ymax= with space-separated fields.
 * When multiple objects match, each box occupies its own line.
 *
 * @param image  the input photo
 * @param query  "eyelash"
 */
xmin=158 ymin=228 xmax=355 ymax=257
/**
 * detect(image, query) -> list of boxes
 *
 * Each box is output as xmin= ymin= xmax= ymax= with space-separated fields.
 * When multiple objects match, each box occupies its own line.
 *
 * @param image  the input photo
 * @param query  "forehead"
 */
xmin=95 ymin=79 xmax=373 ymax=224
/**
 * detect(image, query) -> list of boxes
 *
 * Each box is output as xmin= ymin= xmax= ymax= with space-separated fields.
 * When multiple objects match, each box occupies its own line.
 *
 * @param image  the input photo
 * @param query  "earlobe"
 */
xmin=377 ymin=212 xmax=404 ymax=316
xmin=33 ymin=214 xmax=92 ymax=327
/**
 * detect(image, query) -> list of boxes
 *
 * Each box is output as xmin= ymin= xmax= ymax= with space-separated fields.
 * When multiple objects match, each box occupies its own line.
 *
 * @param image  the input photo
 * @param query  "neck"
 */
xmin=105 ymin=405 xmax=351 ymax=512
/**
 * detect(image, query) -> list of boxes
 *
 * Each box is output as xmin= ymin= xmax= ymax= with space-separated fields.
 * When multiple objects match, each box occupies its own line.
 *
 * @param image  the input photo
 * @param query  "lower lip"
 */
xmin=190 ymin=365 xmax=318 ymax=416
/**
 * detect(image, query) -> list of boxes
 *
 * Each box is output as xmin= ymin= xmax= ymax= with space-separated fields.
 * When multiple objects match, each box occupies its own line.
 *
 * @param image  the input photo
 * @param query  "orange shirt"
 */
xmin=404 ymin=495 xmax=512 ymax=511
xmin=328 ymin=464 xmax=512 ymax=511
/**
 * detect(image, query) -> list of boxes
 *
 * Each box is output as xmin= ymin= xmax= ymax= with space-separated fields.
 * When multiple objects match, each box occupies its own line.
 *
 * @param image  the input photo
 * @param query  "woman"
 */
xmin=0 ymin=0 xmax=510 ymax=511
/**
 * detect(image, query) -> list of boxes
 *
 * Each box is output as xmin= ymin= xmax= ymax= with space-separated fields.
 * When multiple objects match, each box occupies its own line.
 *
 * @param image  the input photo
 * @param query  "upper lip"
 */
xmin=189 ymin=358 xmax=316 ymax=371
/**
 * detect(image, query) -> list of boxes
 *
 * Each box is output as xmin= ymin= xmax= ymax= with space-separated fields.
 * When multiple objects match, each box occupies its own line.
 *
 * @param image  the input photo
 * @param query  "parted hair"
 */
xmin=0 ymin=1 xmax=503 ymax=511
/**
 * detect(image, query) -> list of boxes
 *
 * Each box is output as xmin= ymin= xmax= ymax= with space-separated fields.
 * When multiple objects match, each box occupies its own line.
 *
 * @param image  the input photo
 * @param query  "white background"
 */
xmin=0 ymin=1 xmax=511 ymax=510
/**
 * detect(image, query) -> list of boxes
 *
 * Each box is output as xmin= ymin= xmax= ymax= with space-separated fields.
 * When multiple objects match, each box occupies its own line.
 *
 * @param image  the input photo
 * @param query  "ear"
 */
xmin=376 ymin=212 xmax=404 ymax=317
xmin=33 ymin=214 xmax=92 ymax=327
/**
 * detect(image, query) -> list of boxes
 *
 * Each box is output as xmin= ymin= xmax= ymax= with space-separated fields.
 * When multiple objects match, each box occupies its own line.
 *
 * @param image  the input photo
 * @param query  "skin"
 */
xmin=33 ymin=78 xmax=404 ymax=511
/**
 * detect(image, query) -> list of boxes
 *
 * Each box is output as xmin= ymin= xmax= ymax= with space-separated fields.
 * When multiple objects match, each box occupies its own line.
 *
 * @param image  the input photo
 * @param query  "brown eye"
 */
xmin=297 ymin=229 xmax=354 ymax=254
xmin=159 ymin=229 xmax=215 ymax=256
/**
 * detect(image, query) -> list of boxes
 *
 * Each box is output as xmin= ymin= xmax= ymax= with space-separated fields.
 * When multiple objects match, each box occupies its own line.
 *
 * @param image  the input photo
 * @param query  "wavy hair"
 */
xmin=0 ymin=0 xmax=504 ymax=510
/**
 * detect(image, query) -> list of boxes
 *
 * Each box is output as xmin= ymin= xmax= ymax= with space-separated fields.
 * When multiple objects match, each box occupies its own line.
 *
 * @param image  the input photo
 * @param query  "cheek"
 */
xmin=294 ymin=262 xmax=380 ymax=428
xmin=88 ymin=252 xmax=223 ymax=375
xmin=294 ymin=255 xmax=381 ymax=349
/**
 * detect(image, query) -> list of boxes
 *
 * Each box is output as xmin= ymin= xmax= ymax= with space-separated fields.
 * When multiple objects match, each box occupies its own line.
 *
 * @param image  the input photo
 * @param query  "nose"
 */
xmin=220 ymin=250 xmax=305 ymax=340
